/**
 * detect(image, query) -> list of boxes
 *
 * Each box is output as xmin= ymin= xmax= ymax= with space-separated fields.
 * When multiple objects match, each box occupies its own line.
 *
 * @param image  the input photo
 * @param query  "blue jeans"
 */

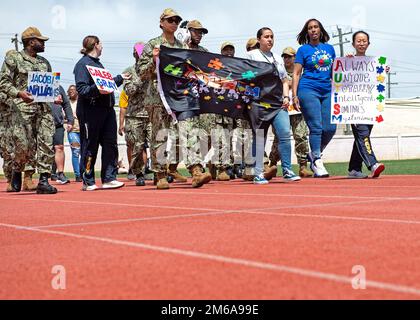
xmin=298 ymin=88 xmax=337 ymax=159
xmin=68 ymin=131 xmax=81 ymax=178
xmin=252 ymin=109 xmax=292 ymax=176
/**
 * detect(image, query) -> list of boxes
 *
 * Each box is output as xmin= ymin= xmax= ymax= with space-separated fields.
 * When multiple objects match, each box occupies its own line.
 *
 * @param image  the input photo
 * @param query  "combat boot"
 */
xmin=217 ymin=168 xmax=230 ymax=181
xmin=6 ymin=179 xmax=13 ymax=192
xmin=299 ymin=161 xmax=313 ymax=178
xmin=36 ymin=173 xmax=58 ymax=195
xmin=264 ymin=164 xmax=278 ymax=181
xmin=207 ymin=164 xmax=217 ymax=180
xmin=191 ymin=165 xmax=212 ymax=188
xmin=9 ymin=171 xmax=22 ymax=193
xmin=23 ymin=170 xmax=37 ymax=192
xmin=156 ymin=172 xmax=170 ymax=190
xmin=168 ymin=164 xmax=188 ymax=183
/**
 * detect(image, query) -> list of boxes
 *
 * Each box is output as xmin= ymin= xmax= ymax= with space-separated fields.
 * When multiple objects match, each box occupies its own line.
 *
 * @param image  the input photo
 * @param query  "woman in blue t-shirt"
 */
xmin=292 ymin=19 xmax=336 ymax=178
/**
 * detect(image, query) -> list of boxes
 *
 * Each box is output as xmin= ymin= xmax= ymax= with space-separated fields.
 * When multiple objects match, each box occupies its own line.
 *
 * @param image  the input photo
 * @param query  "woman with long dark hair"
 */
xmin=74 ymin=35 xmax=130 ymax=191
xmin=292 ymin=19 xmax=337 ymax=178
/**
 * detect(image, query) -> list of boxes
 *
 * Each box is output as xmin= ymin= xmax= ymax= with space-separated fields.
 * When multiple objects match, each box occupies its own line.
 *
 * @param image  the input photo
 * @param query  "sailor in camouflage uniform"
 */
xmin=136 ymin=9 xmax=211 ymax=189
xmin=0 ymin=27 xmax=56 ymax=194
xmin=121 ymin=42 xmax=152 ymax=187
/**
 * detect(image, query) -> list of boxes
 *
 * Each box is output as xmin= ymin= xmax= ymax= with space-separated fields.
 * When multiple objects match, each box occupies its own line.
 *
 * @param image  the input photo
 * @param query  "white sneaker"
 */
xmin=82 ymin=184 xmax=99 ymax=192
xmin=312 ymin=158 xmax=329 ymax=178
xmin=102 ymin=180 xmax=125 ymax=189
xmin=348 ymin=170 xmax=368 ymax=179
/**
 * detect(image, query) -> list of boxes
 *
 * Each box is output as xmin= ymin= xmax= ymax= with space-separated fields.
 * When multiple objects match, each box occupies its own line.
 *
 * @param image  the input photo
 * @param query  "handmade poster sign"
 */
xmin=27 ymin=72 xmax=61 ymax=103
xmin=331 ymin=56 xmax=387 ymax=124
xmin=86 ymin=66 xmax=119 ymax=94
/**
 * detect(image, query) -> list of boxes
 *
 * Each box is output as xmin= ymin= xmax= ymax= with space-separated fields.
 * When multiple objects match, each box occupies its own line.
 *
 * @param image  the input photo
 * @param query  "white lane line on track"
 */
xmin=1 ymin=221 xmax=420 ymax=297
xmin=27 ymin=198 xmax=420 ymax=229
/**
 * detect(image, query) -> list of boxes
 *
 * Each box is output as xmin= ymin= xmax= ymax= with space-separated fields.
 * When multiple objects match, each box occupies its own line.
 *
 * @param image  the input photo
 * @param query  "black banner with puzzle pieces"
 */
xmin=158 ymin=47 xmax=284 ymax=128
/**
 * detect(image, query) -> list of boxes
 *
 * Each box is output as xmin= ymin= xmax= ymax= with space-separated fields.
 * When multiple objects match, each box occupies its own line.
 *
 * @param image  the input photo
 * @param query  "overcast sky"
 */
xmin=1 ymin=0 xmax=419 ymax=98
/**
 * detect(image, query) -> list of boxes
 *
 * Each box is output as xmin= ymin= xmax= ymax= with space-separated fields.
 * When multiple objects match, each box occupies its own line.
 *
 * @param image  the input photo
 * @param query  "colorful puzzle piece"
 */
xmin=164 ymin=64 xmax=182 ymax=76
xmin=377 ymin=94 xmax=385 ymax=103
xmin=204 ymin=96 xmax=211 ymax=101
xmin=377 ymin=84 xmax=386 ymax=93
xmin=242 ymin=71 xmax=257 ymax=80
xmin=377 ymin=104 xmax=385 ymax=112
xmin=378 ymin=57 xmax=387 ymax=65
xmin=208 ymin=58 xmax=224 ymax=70
xmin=377 ymin=75 xmax=386 ymax=83
xmin=376 ymin=66 xmax=385 ymax=74
xmin=260 ymin=102 xmax=272 ymax=109
xmin=376 ymin=115 xmax=384 ymax=123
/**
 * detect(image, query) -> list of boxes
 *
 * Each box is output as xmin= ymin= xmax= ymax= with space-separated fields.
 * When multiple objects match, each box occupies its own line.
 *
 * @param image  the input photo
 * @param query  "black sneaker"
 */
xmin=56 ymin=173 xmax=70 ymax=185
xmin=135 ymin=175 xmax=146 ymax=187
xmin=75 ymin=176 xmax=83 ymax=183
xmin=51 ymin=174 xmax=58 ymax=182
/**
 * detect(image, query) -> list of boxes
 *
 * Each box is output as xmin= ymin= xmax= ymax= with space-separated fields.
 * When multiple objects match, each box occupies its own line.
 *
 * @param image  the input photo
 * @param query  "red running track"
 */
xmin=1 ymin=175 xmax=420 ymax=300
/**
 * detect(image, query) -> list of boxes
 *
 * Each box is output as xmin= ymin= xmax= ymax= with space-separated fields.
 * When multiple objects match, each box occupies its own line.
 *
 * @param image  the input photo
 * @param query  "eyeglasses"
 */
xmin=165 ymin=17 xmax=181 ymax=25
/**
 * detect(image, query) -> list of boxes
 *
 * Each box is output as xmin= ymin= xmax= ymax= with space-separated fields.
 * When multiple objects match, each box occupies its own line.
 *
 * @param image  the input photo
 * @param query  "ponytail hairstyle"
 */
xmin=80 ymin=35 xmax=100 ymax=55
xmin=297 ymin=19 xmax=330 ymax=45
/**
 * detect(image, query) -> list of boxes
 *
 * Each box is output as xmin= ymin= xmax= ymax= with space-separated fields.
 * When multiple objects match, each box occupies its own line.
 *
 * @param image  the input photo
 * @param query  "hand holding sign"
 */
xmin=18 ymin=91 xmax=34 ymax=104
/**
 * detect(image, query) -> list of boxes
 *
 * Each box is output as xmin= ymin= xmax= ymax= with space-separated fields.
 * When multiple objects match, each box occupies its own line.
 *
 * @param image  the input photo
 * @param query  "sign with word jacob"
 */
xmin=27 ymin=72 xmax=61 ymax=103
xmin=331 ymin=56 xmax=387 ymax=124
xmin=86 ymin=66 xmax=119 ymax=94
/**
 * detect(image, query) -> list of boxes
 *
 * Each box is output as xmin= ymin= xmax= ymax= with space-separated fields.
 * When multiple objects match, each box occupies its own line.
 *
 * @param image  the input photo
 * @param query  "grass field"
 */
xmin=1 ymin=159 xmax=419 ymax=180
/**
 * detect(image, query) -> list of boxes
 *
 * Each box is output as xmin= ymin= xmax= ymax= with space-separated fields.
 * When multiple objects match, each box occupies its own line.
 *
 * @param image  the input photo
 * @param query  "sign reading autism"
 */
xmin=27 ymin=72 xmax=61 ymax=103
xmin=331 ymin=56 xmax=387 ymax=125
xmin=86 ymin=66 xmax=119 ymax=94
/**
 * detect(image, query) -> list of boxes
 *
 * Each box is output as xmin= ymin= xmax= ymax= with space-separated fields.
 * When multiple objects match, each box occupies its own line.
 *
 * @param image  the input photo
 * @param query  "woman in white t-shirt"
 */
xmin=247 ymin=27 xmax=300 ymax=184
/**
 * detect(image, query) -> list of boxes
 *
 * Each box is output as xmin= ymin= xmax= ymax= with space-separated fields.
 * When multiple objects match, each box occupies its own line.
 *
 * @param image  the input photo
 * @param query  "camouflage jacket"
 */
xmin=136 ymin=34 xmax=188 ymax=108
xmin=123 ymin=65 xmax=148 ymax=118
xmin=0 ymin=50 xmax=52 ymax=112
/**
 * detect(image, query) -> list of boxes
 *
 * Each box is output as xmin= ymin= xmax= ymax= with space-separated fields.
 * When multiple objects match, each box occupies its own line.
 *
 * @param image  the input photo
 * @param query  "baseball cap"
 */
xmin=282 ymin=47 xmax=296 ymax=57
xmin=246 ymin=38 xmax=259 ymax=50
xmin=21 ymin=27 xmax=49 ymax=41
xmin=221 ymin=41 xmax=235 ymax=51
xmin=160 ymin=8 xmax=182 ymax=21
xmin=187 ymin=20 xmax=208 ymax=34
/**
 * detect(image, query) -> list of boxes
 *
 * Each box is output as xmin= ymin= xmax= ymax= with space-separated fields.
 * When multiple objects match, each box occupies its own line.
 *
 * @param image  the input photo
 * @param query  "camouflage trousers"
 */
xmin=177 ymin=116 xmax=205 ymax=169
xmin=0 ymin=110 xmax=13 ymax=180
xmin=267 ymin=113 xmax=310 ymax=165
xmin=200 ymin=113 xmax=234 ymax=168
xmin=11 ymin=104 xmax=54 ymax=174
xmin=232 ymin=119 xmax=253 ymax=166
xmin=147 ymin=105 xmax=176 ymax=173
xmin=125 ymin=116 xmax=152 ymax=176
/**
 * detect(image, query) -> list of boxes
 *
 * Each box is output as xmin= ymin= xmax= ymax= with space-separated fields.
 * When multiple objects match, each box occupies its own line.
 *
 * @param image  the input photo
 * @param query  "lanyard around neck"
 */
xmin=259 ymin=50 xmax=277 ymax=66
